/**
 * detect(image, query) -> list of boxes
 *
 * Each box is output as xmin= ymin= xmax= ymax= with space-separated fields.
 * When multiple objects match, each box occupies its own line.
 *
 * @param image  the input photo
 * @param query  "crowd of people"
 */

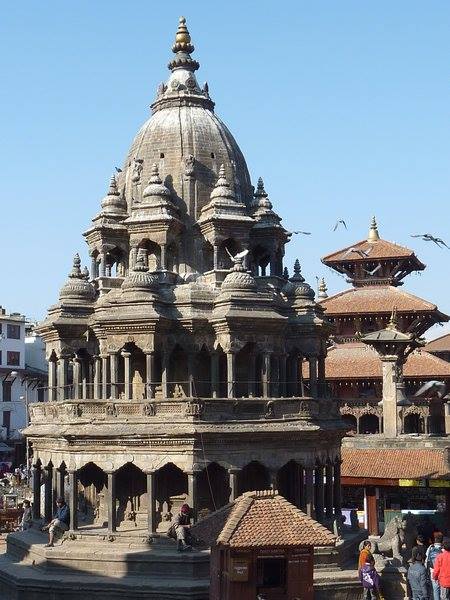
xmin=358 ymin=532 xmax=450 ymax=600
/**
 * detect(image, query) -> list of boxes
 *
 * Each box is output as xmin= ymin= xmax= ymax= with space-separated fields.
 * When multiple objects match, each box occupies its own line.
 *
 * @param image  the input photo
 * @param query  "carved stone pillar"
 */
xmin=304 ymin=466 xmax=314 ymax=518
xmin=325 ymin=463 xmax=334 ymax=519
xmin=93 ymin=356 xmax=101 ymax=400
xmin=315 ymin=465 xmax=325 ymax=522
xmin=211 ymin=351 xmax=219 ymax=398
xmin=187 ymin=352 xmax=195 ymax=397
xmin=129 ymin=246 xmax=137 ymax=270
xmin=226 ymin=352 xmax=236 ymax=399
xmin=101 ymin=354 xmax=109 ymax=399
xmin=445 ymin=402 xmax=450 ymax=436
xmin=228 ymin=468 xmax=241 ymax=502
xmin=262 ymin=352 xmax=271 ymax=398
xmin=146 ymin=471 xmax=156 ymax=534
xmin=145 ymin=351 xmax=155 ymax=399
xmin=161 ymin=350 xmax=169 ymax=398
xmin=213 ymin=243 xmax=219 ymax=270
xmin=381 ymin=357 xmax=399 ymax=438
xmin=90 ymin=254 xmax=97 ymax=279
xmin=56 ymin=465 xmax=66 ymax=501
xmin=44 ymin=464 xmax=53 ymax=522
xmin=57 ymin=356 xmax=69 ymax=401
xmin=109 ymin=351 xmax=118 ymax=400
xmin=187 ymin=470 xmax=198 ymax=523
xmin=48 ymin=359 xmax=57 ymax=402
xmin=107 ymin=471 xmax=117 ymax=532
xmin=73 ymin=357 xmax=81 ymax=400
xmin=271 ymin=355 xmax=280 ymax=398
xmin=122 ymin=350 xmax=132 ymax=400
xmin=308 ymin=356 xmax=318 ymax=398
xmin=160 ymin=244 xmax=167 ymax=270
xmin=333 ymin=461 xmax=342 ymax=518
xmin=318 ymin=354 xmax=326 ymax=397
xmin=32 ymin=463 xmax=42 ymax=519
xmin=279 ymin=354 xmax=287 ymax=397
xmin=68 ymin=470 xmax=78 ymax=531
xmin=81 ymin=358 xmax=89 ymax=399
xmin=99 ymin=252 xmax=106 ymax=277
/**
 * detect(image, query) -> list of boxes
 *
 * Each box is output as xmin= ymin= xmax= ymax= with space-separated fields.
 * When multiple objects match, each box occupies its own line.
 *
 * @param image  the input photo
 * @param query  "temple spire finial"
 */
xmin=290 ymin=259 xmax=305 ymax=283
xmin=69 ymin=253 xmax=83 ymax=279
xmin=368 ymin=215 xmax=380 ymax=242
xmin=387 ymin=306 xmax=398 ymax=330
xmin=318 ymin=277 xmax=328 ymax=299
xmin=169 ymin=16 xmax=199 ymax=72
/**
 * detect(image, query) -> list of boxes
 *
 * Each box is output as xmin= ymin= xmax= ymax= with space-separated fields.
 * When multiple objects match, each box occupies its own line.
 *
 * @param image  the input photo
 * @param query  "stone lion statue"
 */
xmin=371 ymin=513 xmax=417 ymax=565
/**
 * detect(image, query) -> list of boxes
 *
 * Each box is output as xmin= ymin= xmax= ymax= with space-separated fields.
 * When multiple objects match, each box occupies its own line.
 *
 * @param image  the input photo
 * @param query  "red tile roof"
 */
xmin=191 ymin=490 xmax=335 ymax=548
xmin=342 ymin=448 xmax=450 ymax=480
xmin=320 ymin=286 xmax=440 ymax=316
xmin=323 ymin=343 xmax=450 ymax=380
xmin=425 ymin=334 xmax=450 ymax=353
xmin=322 ymin=238 xmax=423 ymax=264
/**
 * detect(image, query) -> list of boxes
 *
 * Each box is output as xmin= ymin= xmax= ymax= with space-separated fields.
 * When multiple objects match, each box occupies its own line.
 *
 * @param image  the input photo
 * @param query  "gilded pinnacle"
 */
xmin=387 ymin=306 xmax=398 ymax=330
xmin=368 ymin=215 xmax=380 ymax=242
xmin=172 ymin=16 xmax=195 ymax=55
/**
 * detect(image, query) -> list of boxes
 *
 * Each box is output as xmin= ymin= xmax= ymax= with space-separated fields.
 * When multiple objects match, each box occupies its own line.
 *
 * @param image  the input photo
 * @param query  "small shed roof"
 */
xmin=191 ymin=490 xmax=335 ymax=548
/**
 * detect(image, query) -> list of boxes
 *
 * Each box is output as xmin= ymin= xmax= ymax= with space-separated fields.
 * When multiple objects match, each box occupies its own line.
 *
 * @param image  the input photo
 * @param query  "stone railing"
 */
xmin=28 ymin=396 xmax=337 ymax=425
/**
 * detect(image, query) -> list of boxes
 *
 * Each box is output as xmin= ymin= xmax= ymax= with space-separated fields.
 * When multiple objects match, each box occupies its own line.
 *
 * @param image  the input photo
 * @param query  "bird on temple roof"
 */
xmin=286 ymin=230 xmax=311 ymax=236
xmin=115 ymin=167 xmax=122 ymax=173
xmin=362 ymin=263 xmax=382 ymax=276
xmin=333 ymin=219 xmax=347 ymax=231
xmin=415 ymin=380 xmax=449 ymax=399
xmin=342 ymin=246 xmax=373 ymax=259
xmin=411 ymin=233 xmax=449 ymax=249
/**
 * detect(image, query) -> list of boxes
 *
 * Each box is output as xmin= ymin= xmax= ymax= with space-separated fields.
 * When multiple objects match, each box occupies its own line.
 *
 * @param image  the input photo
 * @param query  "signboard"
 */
xmin=429 ymin=480 xmax=450 ymax=488
xmin=399 ymin=479 xmax=426 ymax=487
xmin=229 ymin=558 xmax=249 ymax=582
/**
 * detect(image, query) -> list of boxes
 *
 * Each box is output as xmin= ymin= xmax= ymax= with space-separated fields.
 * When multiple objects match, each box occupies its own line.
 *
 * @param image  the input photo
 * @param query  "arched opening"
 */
xmin=277 ymin=461 xmax=300 ymax=506
xmin=202 ymin=241 xmax=213 ymax=272
xmin=115 ymin=463 xmax=147 ymax=530
xmin=404 ymin=413 xmax=425 ymax=434
xmin=251 ymin=245 xmax=271 ymax=277
xmin=166 ymin=242 xmax=179 ymax=273
xmin=106 ymin=246 xmax=126 ymax=278
xmin=359 ymin=413 xmax=380 ymax=434
xmin=168 ymin=344 xmax=189 ymax=397
xmin=342 ymin=414 xmax=358 ymax=434
xmin=238 ymin=461 xmax=270 ymax=495
xmin=194 ymin=346 xmax=211 ymax=397
xmin=197 ymin=463 xmax=229 ymax=518
xmin=235 ymin=343 xmax=255 ymax=398
xmin=219 ymin=238 xmax=239 ymax=270
xmin=139 ymin=240 xmax=161 ymax=272
xmin=155 ymin=463 xmax=188 ymax=532
xmin=77 ymin=462 xmax=108 ymax=528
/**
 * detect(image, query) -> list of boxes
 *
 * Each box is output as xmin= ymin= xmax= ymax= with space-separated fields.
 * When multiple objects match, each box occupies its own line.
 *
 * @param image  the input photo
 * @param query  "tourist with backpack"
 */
xmin=426 ymin=533 xmax=443 ymax=600
xmin=432 ymin=539 xmax=450 ymax=599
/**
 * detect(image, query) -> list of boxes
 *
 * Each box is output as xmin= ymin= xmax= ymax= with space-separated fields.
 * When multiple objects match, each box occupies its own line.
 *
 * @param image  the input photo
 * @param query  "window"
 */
xmin=2 ymin=382 xmax=11 ymax=402
xmin=2 ymin=411 xmax=11 ymax=435
xmin=257 ymin=557 xmax=286 ymax=588
xmin=7 ymin=324 xmax=20 ymax=339
xmin=7 ymin=351 xmax=20 ymax=366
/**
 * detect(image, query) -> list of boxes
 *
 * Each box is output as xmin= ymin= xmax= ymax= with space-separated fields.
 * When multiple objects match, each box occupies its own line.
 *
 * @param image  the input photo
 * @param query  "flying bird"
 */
xmin=225 ymin=248 xmax=249 ymax=264
xmin=411 ymin=234 xmax=449 ymax=249
xmin=115 ymin=167 xmax=122 ymax=173
xmin=415 ymin=380 xmax=448 ymax=399
xmin=342 ymin=246 xmax=372 ymax=259
xmin=333 ymin=219 xmax=347 ymax=231
xmin=363 ymin=263 xmax=382 ymax=276
xmin=287 ymin=230 xmax=312 ymax=236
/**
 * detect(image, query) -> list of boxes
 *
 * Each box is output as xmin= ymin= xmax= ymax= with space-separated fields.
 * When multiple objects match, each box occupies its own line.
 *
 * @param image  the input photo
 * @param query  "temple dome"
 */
xmin=121 ymin=251 xmax=158 ymax=293
xmin=118 ymin=18 xmax=253 ymax=216
xmin=60 ymin=254 xmax=96 ymax=303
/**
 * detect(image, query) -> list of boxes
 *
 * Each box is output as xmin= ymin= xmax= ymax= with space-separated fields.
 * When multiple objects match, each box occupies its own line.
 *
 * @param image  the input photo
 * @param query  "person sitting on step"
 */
xmin=168 ymin=503 xmax=193 ymax=552
xmin=42 ymin=497 xmax=70 ymax=547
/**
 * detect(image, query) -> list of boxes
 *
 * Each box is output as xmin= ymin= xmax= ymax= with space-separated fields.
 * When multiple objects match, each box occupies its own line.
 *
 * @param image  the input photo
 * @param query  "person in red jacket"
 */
xmin=433 ymin=539 xmax=450 ymax=598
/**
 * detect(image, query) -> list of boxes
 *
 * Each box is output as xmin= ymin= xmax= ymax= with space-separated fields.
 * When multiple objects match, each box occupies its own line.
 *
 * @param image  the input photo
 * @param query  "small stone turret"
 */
xmin=283 ymin=259 xmax=315 ymax=303
xmin=59 ymin=254 xmax=96 ymax=303
xmin=318 ymin=277 xmax=328 ymax=299
xmin=121 ymin=249 xmax=159 ymax=293
xmin=100 ymin=175 xmax=127 ymax=218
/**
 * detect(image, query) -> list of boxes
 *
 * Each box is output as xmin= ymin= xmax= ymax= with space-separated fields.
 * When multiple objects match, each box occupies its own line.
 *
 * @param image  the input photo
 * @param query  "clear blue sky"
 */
xmin=1 ymin=1 xmax=449 ymax=338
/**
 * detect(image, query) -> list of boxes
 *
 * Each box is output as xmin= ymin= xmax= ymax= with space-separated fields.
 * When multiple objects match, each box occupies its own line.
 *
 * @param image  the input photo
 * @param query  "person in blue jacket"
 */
xmin=42 ymin=497 xmax=70 ymax=547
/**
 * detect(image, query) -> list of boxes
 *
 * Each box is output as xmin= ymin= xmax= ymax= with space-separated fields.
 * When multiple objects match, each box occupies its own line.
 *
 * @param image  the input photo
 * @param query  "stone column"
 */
xmin=304 ymin=466 xmax=315 ymax=518
xmin=57 ymin=356 xmax=69 ymax=401
xmin=145 ymin=351 xmax=155 ymax=399
xmin=129 ymin=246 xmax=137 ymax=270
xmin=44 ymin=464 xmax=53 ymax=522
xmin=228 ymin=468 xmax=240 ymax=502
xmin=333 ymin=461 xmax=342 ymax=518
xmin=381 ymin=357 xmax=399 ymax=438
xmin=101 ymin=354 xmax=109 ymax=399
xmin=90 ymin=254 xmax=97 ymax=279
xmin=81 ymin=358 xmax=89 ymax=399
xmin=99 ymin=252 xmax=106 ymax=277
xmin=226 ymin=351 xmax=236 ymax=399
xmin=279 ymin=354 xmax=287 ymax=397
xmin=315 ymin=465 xmax=325 ymax=522
xmin=160 ymin=244 xmax=167 ymax=270
xmin=210 ymin=351 xmax=220 ymax=398
xmin=93 ymin=356 xmax=101 ymax=400
xmin=109 ymin=351 xmax=118 ymax=400
xmin=107 ymin=471 xmax=117 ymax=532
xmin=161 ymin=350 xmax=169 ymax=398
xmin=271 ymin=355 xmax=280 ymax=398
xmin=32 ymin=463 xmax=42 ymax=519
xmin=247 ymin=353 xmax=256 ymax=397
xmin=213 ymin=244 xmax=219 ymax=270
xmin=68 ymin=470 xmax=78 ymax=531
xmin=308 ymin=356 xmax=318 ymax=398
xmin=325 ymin=463 xmax=334 ymax=519
xmin=187 ymin=471 xmax=198 ymax=523
xmin=445 ymin=403 xmax=450 ymax=436
xmin=297 ymin=464 xmax=305 ymax=511
xmin=73 ymin=357 xmax=81 ymax=400
xmin=262 ymin=352 xmax=271 ymax=398
xmin=122 ymin=351 xmax=132 ymax=400
xmin=56 ymin=466 xmax=66 ymax=501
xmin=187 ymin=352 xmax=195 ymax=397
xmin=146 ymin=471 xmax=156 ymax=535
xmin=48 ymin=359 xmax=57 ymax=402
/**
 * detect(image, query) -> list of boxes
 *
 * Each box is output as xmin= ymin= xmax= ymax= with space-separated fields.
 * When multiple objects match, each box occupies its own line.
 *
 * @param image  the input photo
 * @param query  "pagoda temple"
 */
xmin=319 ymin=217 xmax=450 ymax=436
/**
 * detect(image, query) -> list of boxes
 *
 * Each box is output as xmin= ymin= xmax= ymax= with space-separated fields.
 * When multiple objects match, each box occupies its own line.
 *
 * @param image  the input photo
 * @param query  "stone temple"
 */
xmin=0 ymin=17 xmax=349 ymax=599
